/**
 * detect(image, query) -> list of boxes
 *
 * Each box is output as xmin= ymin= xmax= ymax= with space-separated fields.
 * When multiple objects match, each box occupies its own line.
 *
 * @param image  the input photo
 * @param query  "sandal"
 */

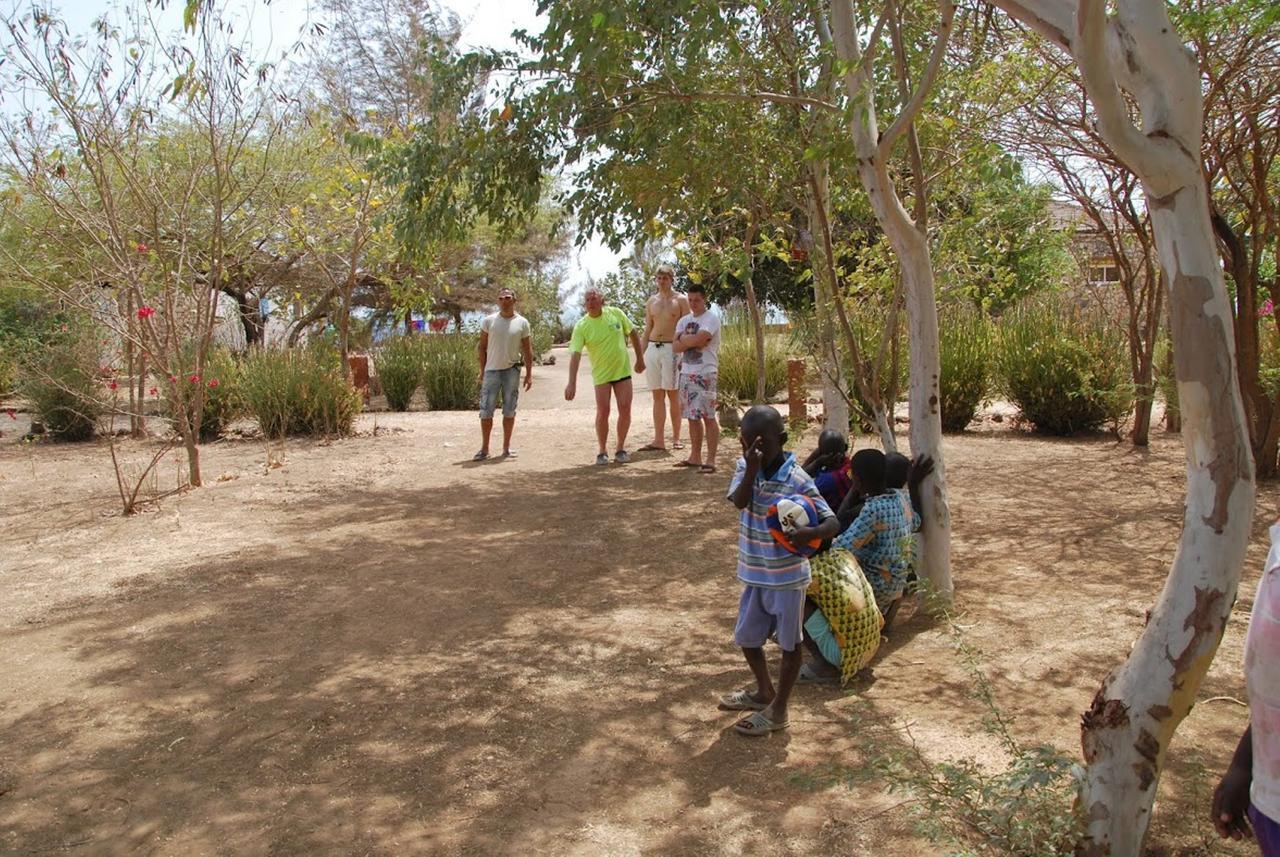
xmin=472 ymin=450 xmax=489 ymax=461
xmin=673 ymin=460 xmax=701 ymax=468
xmin=502 ymin=450 xmax=518 ymax=458
xmin=595 ymin=453 xmax=610 ymax=466
xmin=698 ymin=464 xmax=717 ymax=475
xmin=637 ymin=444 xmax=666 ymax=452
xmin=673 ymin=441 xmax=685 ymax=449
xmin=717 ymin=689 xmax=768 ymax=711
xmin=734 ymin=710 xmax=789 ymax=737
xmin=614 ymin=450 xmax=631 ymax=463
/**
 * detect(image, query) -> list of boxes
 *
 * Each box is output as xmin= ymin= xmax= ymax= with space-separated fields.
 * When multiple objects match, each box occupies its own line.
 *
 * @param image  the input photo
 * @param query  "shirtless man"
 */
xmin=637 ymin=264 xmax=691 ymax=453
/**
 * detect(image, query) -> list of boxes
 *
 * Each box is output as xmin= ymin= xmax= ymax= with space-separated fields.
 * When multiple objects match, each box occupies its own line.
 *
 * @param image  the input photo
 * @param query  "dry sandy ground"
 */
xmin=0 ymin=345 xmax=1275 ymax=856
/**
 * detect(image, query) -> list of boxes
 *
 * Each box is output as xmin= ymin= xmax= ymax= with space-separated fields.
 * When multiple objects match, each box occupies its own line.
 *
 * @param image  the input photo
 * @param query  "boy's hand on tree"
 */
xmin=909 ymin=454 xmax=935 ymax=484
xmin=1211 ymin=765 xmax=1254 ymax=840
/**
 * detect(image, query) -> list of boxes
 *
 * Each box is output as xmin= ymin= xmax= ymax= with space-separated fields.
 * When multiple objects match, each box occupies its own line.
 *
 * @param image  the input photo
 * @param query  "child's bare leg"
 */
xmin=740 ymin=646 xmax=775 ymax=704
xmin=764 ymin=647 xmax=803 ymax=724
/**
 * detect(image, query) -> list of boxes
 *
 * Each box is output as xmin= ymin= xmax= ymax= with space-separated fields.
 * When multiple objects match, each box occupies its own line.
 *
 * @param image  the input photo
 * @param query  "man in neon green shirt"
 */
xmin=565 ymin=287 xmax=646 ymax=465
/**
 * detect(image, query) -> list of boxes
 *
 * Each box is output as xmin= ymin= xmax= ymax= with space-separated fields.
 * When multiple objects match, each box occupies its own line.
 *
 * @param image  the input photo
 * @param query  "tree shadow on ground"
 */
xmin=0 ymin=463 xmax=929 ymax=855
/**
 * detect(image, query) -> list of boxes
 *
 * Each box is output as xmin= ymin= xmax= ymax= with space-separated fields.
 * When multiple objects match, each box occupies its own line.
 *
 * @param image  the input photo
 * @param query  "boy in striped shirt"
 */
xmin=721 ymin=405 xmax=839 ymax=736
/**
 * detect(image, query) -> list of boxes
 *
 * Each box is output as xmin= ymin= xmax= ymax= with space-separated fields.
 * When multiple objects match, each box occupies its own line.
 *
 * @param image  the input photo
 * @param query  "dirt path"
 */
xmin=0 ymin=347 xmax=1272 ymax=855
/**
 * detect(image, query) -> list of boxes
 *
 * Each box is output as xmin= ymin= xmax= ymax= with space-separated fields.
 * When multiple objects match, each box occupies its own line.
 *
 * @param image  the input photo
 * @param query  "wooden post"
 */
xmin=787 ymin=358 xmax=807 ymax=425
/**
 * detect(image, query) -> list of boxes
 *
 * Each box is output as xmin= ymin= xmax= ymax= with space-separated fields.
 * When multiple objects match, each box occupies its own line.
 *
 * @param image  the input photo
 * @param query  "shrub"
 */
xmin=374 ymin=336 xmax=422 ymax=411
xmin=159 ymin=346 xmax=242 ymax=441
xmin=717 ymin=324 xmax=789 ymax=402
xmin=20 ymin=331 xmax=104 ymax=441
xmin=421 ymin=333 xmax=480 ymax=411
xmin=798 ymin=612 xmax=1083 ymax=856
xmin=996 ymin=302 xmax=1133 ymax=436
xmin=239 ymin=345 xmax=362 ymax=438
xmin=0 ymin=351 xmax=15 ymax=398
xmin=939 ymin=307 xmax=993 ymax=432
xmin=842 ymin=302 xmax=907 ymax=434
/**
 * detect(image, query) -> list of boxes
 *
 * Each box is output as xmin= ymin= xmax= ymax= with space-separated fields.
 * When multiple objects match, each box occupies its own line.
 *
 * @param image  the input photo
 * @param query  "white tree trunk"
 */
xmin=982 ymin=1 xmax=1256 ymax=853
xmin=830 ymin=0 xmax=955 ymax=605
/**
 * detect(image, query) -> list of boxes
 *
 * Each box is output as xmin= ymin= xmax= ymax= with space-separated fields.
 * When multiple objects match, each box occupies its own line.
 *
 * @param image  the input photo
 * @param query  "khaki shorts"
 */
xmin=644 ymin=342 xmax=678 ymax=390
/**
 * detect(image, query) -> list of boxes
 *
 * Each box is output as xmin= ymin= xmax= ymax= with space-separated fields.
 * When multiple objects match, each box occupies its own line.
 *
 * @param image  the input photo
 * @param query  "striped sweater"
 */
xmin=726 ymin=452 xmax=835 ymax=590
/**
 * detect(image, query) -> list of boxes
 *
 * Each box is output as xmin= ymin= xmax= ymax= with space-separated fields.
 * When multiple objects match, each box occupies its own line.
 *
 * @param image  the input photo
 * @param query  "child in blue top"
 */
xmin=721 ymin=405 xmax=839 ymax=736
xmin=833 ymin=448 xmax=932 ymax=628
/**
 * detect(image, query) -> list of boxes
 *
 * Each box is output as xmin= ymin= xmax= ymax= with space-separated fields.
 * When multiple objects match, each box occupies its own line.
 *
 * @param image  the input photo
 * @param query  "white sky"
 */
xmin=39 ymin=0 xmax=622 ymax=299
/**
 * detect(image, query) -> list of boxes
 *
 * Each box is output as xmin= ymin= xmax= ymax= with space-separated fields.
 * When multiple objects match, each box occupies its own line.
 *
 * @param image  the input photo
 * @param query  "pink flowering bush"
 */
xmin=157 ymin=346 xmax=241 ymax=442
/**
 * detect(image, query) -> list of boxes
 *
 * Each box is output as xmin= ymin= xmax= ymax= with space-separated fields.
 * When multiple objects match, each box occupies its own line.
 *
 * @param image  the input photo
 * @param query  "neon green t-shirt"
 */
xmin=569 ymin=306 xmax=635 ymax=385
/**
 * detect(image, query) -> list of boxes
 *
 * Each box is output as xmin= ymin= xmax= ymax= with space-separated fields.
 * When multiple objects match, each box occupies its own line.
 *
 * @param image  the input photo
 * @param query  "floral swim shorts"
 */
xmin=679 ymin=371 xmax=718 ymax=420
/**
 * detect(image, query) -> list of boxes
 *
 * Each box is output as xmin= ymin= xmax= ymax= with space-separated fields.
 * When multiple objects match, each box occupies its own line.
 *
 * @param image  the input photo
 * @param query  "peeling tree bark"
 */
xmin=830 ymin=0 xmax=955 ymax=605
xmin=982 ymin=0 xmax=1256 ymax=853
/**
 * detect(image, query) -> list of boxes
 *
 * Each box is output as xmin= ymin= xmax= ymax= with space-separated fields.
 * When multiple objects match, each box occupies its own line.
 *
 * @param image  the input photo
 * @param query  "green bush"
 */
xmin=0 ymin=351 xmax=15 ymax=398
xmin=717 ymin=324 xmax=789 ymax=402
xmin=239 ymin=345 xmax=362 ymax=438
xmin=20 ymin=331 xmax=105 ymax=441
xmin=160 ymin=346 xmax=242 ymax=441
xmin=421 ymin=333 xmax=480 ymax=411
xmin=374 ymin=336 xmax=422 ymax=411
xmin=996 ymin=303 xmax=1133 ymax=436
xmin=939 ymin=307 xmax=993 ymax=432
xmin=843 ymin=301 xmax=907 ymax=433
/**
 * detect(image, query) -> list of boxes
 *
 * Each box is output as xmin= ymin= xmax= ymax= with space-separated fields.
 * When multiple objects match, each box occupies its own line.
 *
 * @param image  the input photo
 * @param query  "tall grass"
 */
xmin=717 ymin=323 xmax=788 ymax=402
xmin=939 ymin=307 xmax=993 ymax=432
xmin=421 ymin=333 xmax=481 ymax=411
xmin=374 ymin=336 xmax=422 ymax=412
xmin=239 ymin=345 xmax=362 ymax=438
xmin=996 ymin=302 xmax=1133 ymax=435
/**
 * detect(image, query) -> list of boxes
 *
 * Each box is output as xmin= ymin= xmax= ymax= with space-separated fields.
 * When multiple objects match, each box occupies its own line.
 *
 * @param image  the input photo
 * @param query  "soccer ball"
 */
xmin=766 ymin=494 xmax=823 ymax=557
xmin=775 ymin=497 xmax=811 ymax=534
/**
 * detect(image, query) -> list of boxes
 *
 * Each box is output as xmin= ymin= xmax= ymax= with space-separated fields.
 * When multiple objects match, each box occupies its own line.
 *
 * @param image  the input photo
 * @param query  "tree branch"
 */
xmin=878 ymin=0 xmax=958 ymax=159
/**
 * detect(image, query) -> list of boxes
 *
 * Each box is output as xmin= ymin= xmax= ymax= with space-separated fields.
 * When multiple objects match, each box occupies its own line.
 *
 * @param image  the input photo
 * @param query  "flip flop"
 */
xmin=717 ymin=689 xmax=768 ymax=711
xmin=734 ymin=710 xmax=789 ymax=737
xmin=636 ymin=444 xmax=666 ymax=452
xmin=673 ymin=460 xmax=701 ymax=468
xmin=472 ymin=450 xmax=489 ymax=461
xmin=698 ymin=464 xmax=717 ymax=475
xmin=502 ymin=450 xmax=518 ymax=458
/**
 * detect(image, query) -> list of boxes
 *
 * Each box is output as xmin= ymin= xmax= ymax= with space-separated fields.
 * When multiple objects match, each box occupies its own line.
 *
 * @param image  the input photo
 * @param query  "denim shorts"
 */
xmin=479 ymin=366 xmax=521 ymax=418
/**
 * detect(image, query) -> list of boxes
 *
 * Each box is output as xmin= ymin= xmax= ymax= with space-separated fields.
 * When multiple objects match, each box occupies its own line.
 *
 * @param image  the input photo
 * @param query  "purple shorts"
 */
xmin=1251 ymin=803 xmax=1280 ymax=856
xmin=734 ymin=585 xmax=806 ymax=651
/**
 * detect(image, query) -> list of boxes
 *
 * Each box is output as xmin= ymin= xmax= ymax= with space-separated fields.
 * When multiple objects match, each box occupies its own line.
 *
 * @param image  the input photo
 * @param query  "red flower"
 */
xmin=188 ymin=374 xmax=201 ymax=383
xmin=149 ymin=387 xmax=158 ymax=396
xmin=207 ymin=378 xmax=220 ymax=389
xmin=136 ymin=242 xmax=149 ymax=254
xmin=168 ymin=375 xmax=177 ymax=383
xmin=108 ymin=381 xmax=118 ymax=391
xmin=137 ymin=306 xmax=155 ymax=319
xmin=5 ymin=409 xmax=15 ymax=420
